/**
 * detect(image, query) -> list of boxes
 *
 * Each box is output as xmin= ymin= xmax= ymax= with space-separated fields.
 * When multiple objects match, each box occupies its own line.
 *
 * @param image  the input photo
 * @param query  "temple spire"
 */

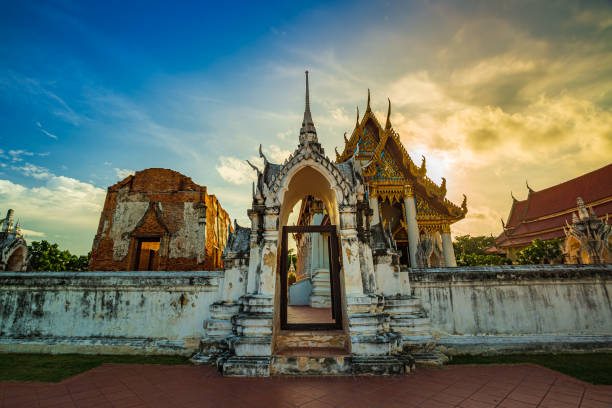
xmin=385 ymin=98 xmax=392 ymax=129
xmin=299 ymin=70 xmax=318 ymax=144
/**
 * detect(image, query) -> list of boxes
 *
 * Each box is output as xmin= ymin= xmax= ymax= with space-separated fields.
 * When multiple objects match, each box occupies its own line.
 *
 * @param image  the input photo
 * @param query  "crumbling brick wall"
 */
xmin=89 ymin=168 xmax=232 ymax=271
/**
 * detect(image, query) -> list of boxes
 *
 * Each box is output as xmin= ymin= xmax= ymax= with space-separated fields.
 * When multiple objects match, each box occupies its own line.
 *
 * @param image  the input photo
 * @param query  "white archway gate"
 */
xmin=195 ymin=72 xmax=433 ymax=376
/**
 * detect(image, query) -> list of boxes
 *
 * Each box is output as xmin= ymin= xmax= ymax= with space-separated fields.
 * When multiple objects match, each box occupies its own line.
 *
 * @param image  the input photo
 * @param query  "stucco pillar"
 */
xmin=441 ymin=225 xmax=457 ymax=267
xmin=339 ymin=205 xmax=364 ymax=295
xmin=403 ymin=187 xmax=419 ymax=268
xmin=369 ymin=196 xmax=380 ymax=225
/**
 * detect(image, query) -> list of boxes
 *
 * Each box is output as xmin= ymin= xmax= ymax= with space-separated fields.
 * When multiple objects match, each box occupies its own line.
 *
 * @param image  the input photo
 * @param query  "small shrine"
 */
xmin=0 ymin=209 xmax=28 ymax=272
xmin=193 ymin=72 xmax=456 ymax=376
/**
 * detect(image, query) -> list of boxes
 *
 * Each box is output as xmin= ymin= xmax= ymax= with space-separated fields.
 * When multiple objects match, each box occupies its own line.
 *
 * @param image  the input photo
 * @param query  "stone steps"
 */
xmin=412 ymin=351 xmax=449 ymax=367
xmin=275 ymin=346 xmax=349 ymax=357
xmin=275 ymin=330 xmax=347 ymax=351
xmin=271 ymin=355 xmax=352 ymax=376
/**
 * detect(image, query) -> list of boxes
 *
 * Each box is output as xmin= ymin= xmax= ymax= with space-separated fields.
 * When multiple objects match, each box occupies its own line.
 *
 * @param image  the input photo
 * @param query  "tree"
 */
xmin=453 ymin=235 xmax=497 ymax=256
xmin=515 ymin=238 xmax=563 ymax=265
xmin=453 ymin=235 xmax=510 ymax=266
xmin=456 ymin=253 xmax=512 ymax=266
xmin=27 ymin=240 xmax=90 ymax=272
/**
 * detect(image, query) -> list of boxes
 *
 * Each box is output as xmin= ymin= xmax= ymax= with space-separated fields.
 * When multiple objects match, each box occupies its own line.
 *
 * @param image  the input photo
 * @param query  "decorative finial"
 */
xmin=299 ymin=70 xmax=318 ymax=144
xmin=356 ymin=106 xmax=360 ymax=126
xmin=246 ymin=160 xmax=261 ymax=174
xmin=501 ymin=218 xmax=506 ymax=229
xmin=511 ymin=191 xmax=517 ymax=201
xmin=385 ymin=98 xmax=392 ymax=129
xmin=461 ymin=194 xmax=468 ymax=212
xmin=344 ymin=132 xmax=349 ymax=145
xmin=335 ymin=147 xmax=340 ymax=160
xmin=259 ymin=144 xmax=269 ymax=165
xmin=366 ymin=89 xmax=371 ymax=112
xmin=526 ymin=179 xmax=534 ymax=193
xmin=419 ymin=155 xmax=426 ymax=173
xmin=305 ymin=70 xmax=310 ymax=112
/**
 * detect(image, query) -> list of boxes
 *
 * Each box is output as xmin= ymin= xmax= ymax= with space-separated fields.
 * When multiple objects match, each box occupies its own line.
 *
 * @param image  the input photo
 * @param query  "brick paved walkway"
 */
xmin=1 ymin=363 xmax=611 ymax=407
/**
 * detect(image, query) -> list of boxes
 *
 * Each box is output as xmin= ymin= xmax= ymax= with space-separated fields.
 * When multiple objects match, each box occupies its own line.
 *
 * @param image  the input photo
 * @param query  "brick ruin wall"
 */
xmin=89 ymin=168 xmax=231 ymax=271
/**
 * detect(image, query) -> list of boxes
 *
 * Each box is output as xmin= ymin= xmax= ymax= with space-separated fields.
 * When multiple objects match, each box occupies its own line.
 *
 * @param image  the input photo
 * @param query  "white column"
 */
xmin=369 ymin=196 xmax=380 ymax=225
xmin=403 ymin=192 xmax=419 ymax=268
xmin=441 ymin=227 xmax=457 ymax=267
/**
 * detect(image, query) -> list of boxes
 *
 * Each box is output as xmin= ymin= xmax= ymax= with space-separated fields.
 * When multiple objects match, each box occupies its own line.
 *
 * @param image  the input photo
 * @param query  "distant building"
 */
xmin=0 ymin=209 xmax=28 ymax=271
xmin=491 ymin=164 xmax=612 ymax=263
xmin=89 ymin=168 xmax=232 ymax=271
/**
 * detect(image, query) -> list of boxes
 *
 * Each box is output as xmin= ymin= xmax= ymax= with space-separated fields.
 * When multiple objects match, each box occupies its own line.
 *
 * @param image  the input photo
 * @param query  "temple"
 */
xmin=335 ymin=93 xmax=467 ymax=268
xmin=89 ymin=168 xmax=232 ymax=271
xmin=491 ymin=164 xmax=612 ymax=263
xmin=0 ymin=209 xmax=27 ymax=272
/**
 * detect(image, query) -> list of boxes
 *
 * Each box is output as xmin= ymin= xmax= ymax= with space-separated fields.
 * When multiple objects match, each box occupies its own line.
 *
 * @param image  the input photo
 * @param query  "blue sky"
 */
xmin=1 ymin=0 xmax=612 ymax=255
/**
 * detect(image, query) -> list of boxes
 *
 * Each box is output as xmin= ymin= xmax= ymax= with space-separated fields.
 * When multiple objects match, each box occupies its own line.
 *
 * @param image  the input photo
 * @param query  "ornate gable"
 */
xmin=335 ymin=91 xmax=468 ymax=223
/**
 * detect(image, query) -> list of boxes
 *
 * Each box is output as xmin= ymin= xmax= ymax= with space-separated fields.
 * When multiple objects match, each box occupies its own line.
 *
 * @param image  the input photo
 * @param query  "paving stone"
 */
xmin=1 ymin=363 xmax=611 ymax=408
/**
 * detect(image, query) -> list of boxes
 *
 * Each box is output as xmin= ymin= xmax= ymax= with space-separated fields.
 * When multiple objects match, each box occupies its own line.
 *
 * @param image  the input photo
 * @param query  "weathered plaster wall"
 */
xmin=410 ymin=264 xmax=612 ymax=354
xmin=89 ymin=168 xmax=232 ymax=271
xmin=0 ymin=271 xmax=221 ymax=355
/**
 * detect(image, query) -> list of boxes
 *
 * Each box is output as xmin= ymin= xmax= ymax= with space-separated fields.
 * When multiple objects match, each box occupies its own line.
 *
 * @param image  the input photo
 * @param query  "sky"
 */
xmin=1 ymin=0 xmax=611 ymax=255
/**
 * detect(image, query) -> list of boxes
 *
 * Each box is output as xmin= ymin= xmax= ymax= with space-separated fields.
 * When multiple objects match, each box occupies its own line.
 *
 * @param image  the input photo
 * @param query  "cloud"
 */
xmin=11 ymin=163 xmax=53 ymax=179
xmin=36 ymin=121 xmax=59 ymax=139
xmin=21 ymin=229 xmax=45 ymax=238
xmin=216 ymin=157 xmax=257 ymax=185
xmin=263 ymin=145 xmax=291 ymax=163
xmin=216 ymin=144 xmax=291 ymax=185
xmin=277 ymin=130 xmax=293 ymax=140
xmin=114 ymin=168 xmax=135 ymax=180
xmin=0 ymin=176 xmax=106 ymax=254
xmin=8 ymin=150 xmax=35 ymax=162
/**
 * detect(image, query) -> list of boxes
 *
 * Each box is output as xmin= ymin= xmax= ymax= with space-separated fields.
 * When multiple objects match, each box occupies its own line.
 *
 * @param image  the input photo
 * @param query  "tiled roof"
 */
xmin=496 ymin=163 xmax=612 ymax=248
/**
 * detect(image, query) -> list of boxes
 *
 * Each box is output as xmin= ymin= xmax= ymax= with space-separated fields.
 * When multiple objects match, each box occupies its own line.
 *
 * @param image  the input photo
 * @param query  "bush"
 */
xmin=27 ymin=240 xmax=90 ymax=272
xmin=456 ymin=253 xmax=512 ymax=266
xmin=515 ymin=238 xmax=563 ymax=264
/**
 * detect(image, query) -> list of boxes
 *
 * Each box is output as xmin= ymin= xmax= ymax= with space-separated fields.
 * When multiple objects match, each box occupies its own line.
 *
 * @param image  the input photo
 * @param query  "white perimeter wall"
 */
xmin=410 ymin=264 xmax=612 ymax=354
xmin=0 ymin=271 xmax=222 ymax=355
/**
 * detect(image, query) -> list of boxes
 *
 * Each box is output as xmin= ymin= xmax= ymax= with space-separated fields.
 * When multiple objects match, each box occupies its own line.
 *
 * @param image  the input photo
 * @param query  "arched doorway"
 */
xmin=276 ymin=165 xmax=344 ymax=331
xmin=6 ymin=245 xmax=26 ymax=271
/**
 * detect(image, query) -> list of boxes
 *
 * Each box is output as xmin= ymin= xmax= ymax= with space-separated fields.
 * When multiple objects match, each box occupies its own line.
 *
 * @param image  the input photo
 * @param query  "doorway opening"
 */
xmin=280 ymin=225 xmax=342 ymax=330
xmin=135 ymin=237 xmax=161 ymax=270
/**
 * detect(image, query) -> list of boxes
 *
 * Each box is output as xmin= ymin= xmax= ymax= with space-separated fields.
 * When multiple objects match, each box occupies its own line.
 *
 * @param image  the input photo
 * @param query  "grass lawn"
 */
xmin=449 ymin=353 xmax=612 ymax=385
xmin=0 ymin=353 xmax=191 ymax=383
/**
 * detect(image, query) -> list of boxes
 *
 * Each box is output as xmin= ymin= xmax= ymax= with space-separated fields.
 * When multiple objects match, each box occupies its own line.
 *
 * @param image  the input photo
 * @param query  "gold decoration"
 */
xmin=336 ymin=89 xmax=467 ymax=225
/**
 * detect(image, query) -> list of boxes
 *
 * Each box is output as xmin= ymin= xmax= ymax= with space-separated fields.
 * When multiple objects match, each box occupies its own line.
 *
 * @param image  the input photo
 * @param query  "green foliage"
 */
xmin=449 ymin=353 xmax=612 ymax=385
xmin=456 ymin=253 xmax=512 ymax=266
xmin=0 ymin=353 xmax=190 ymax=382
xmin=453 ymin=235 xmax=510 ymax=266
xmin=453 ymin=235 xmax=496 ymax=256
xmin=288 ymin=272 xmax=297 ymax=286
xmin=27 ymin=240 xmax=90 ymax=272
xmin=515 ymin=238 xmax=563 ymax=265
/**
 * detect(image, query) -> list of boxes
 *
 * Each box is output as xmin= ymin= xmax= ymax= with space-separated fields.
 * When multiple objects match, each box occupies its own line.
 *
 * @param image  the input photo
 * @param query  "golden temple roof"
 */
xmin=335 ymin=92 xmax=467 ymax=223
